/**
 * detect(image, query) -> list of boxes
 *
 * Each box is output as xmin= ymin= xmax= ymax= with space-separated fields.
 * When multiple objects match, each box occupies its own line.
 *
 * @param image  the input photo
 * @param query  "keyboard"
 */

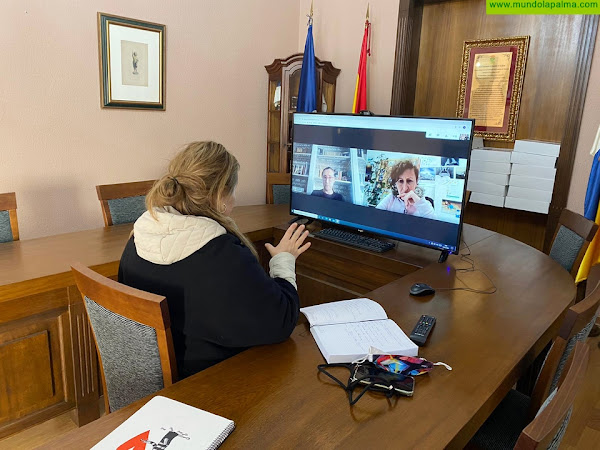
xmin=313 ymin=228 xmax=395 ymax=253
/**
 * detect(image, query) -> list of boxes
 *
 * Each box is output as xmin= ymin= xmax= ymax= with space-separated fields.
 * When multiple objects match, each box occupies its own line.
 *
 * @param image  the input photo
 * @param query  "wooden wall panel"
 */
xmin=404 ymin=0 xmax=594 ymax=250
xmin=296 ymin=273 xmax=362 ymax=310
xmin=464 ymin=203 xmax=547 ymax=251
xmin=414 ymin=1 xmax=583 ymax=145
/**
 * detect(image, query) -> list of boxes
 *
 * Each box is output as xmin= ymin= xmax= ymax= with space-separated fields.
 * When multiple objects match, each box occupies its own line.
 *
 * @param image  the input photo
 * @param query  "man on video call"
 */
xmin=311 ymin=167 xmax=344 ymax=201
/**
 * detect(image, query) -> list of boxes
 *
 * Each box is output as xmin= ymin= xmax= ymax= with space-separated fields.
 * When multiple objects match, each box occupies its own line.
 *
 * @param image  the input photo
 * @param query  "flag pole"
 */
xmin=352 ymin=3 xmax=371 ymax=113
xmin=297 ymin=0 xmax=317 ymax=113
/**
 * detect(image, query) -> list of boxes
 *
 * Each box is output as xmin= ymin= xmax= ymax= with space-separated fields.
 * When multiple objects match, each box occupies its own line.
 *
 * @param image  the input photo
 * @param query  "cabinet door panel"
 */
xmin=0 ymin=331 xmax=54 ymax=418
xmin=0 ymin=311 xmax=72 ymax=425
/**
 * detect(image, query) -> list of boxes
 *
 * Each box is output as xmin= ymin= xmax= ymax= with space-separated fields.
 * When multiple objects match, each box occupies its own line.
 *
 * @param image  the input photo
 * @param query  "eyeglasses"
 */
xmin=316 ymin=355 xmax=451 ymax=405
xmin=317 ymin=362 xmax=415 ymax=406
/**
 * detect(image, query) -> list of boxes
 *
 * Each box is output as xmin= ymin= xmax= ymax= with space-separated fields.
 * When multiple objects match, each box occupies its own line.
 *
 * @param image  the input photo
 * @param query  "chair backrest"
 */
xmin=0 ymin=192 xmax=19 ymax=242
xmin=272 ymin=184 xmax=291 ymax=204
xmin=96 ymin=180 xmax=156 ymax=226
xmin=529 ymin=280 xmax=600 ymax=415
xmin=267 ymin=173 xmax=291 ymax=205
xmin=70 ymin=262 xmax=177 ymax=412
xmin=548 ymin=208 xmax=598 ymax=277
xmin=515 ymin=341 xmax=589 ymax=450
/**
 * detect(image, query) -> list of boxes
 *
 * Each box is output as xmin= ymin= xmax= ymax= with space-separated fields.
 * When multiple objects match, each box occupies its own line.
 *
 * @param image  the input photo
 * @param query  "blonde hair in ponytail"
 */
xmin=146 ymin=141 xmax=258 ymax=259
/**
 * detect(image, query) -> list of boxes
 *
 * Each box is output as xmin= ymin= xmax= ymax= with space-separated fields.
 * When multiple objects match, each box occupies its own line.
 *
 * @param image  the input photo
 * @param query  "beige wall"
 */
xmin=298 ymin=0 xmax=399 ymax=115
xmin=567 ymin=32 xmax=600 ymax=215
xmin=0 ymin=0 xmax=299 ymax=239
xmin=2 ymin=0 xmax=594 ymax=238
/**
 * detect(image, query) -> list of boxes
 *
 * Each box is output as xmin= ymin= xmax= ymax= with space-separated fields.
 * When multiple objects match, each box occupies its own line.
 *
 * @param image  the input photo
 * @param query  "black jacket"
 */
xmin=118 ymin=234 xmax=299 ymax=378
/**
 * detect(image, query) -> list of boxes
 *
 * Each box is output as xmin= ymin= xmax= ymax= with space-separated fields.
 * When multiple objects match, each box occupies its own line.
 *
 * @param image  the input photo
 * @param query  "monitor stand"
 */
xmin=438 ymin=250 xmax=449 ymax=263
xmin=288 ymin=216 xmax=314 ymax=226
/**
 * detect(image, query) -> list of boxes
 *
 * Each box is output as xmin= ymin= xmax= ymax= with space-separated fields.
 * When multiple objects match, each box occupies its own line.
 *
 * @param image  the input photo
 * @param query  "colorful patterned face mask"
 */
xmin=373 ymin=355 xmax=451 ymax=376
xmin=352 ymin=347 xmax=452 ymax=378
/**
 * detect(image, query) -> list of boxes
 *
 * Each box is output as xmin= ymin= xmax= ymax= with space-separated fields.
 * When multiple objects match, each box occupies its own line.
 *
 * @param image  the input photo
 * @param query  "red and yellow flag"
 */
xmin=352 ymin=7 xmax=371 ymax=114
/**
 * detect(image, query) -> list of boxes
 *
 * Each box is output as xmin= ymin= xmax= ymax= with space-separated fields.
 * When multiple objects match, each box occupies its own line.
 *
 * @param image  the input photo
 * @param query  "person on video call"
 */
xmin=311 ymin=167 xmax=344 ymax=201
xmin=376 ymin=159 xmax=436 ymax=219
xmin=118 ymin=141 xmax=310 ymax=378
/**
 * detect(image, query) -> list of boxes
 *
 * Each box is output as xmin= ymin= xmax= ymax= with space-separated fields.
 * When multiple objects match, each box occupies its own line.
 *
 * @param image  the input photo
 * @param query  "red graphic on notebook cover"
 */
xmin=117 ymin=428 xmax=190 ymax=450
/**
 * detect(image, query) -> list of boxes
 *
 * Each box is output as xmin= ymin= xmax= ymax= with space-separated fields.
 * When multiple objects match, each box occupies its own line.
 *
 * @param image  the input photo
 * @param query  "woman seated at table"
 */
xmin=118 ymin=141 xmax=310 ymax=378
xmin=376 ymin=159 xmax=436 ymax=219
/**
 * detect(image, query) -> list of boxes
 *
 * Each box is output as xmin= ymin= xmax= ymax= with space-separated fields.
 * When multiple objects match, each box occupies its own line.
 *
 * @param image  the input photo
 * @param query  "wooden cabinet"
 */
xmin=265 ymin=54 xmax=340 ymax=203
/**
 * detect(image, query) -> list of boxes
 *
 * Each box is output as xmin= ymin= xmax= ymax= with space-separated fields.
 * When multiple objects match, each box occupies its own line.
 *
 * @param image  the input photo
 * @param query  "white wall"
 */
xmin=0 ymin=0 xmax=299 ymax=239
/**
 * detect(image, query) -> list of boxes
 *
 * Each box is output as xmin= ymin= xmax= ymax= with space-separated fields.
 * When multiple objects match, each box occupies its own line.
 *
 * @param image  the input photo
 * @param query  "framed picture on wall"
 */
xmin=97 ymin=13 xmax=165 ymax=110
xmin=456 ymin=36 xmax=529 ymax=142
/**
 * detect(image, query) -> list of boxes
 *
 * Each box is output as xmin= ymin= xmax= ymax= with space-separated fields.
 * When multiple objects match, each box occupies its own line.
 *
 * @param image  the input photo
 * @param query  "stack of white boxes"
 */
xmin=467 ymin=148 xmax=512 ymax=207
xmin=505 ymin=140 xmax=559 ymax=214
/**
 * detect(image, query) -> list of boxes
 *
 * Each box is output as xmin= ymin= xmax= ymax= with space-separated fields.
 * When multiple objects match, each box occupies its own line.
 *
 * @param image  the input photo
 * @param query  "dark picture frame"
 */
xmin=97 ymin=13 xmax=165 ymax=110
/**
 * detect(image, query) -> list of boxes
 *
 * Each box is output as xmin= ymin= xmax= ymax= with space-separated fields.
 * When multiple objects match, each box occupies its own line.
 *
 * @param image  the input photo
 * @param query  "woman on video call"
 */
xmin=118 ymin=141 xmax=310 ymax=378
xmin=376 ymin=159 xmax=436 ymax=219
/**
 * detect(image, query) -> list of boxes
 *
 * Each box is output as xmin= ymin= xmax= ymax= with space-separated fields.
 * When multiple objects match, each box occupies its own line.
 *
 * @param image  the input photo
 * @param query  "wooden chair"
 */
xmin=0 ymin=192 xmax=19 ymax=242
xmin=71 ymin=262 xmax=177 ymax=413
xmin=516 ymin=341 xmax=589 ymax=450
xmin=527 ymin=279 xmax=600 ymax=415
xmin=469 ymin=280 xmax=599 ymax=449
xmin=267 ymin=173 xmax=291 ymax=204
xmin=548 ymin=208 xmax=598 ymax=279
xmin=468 ymin=341 xmax=589 ymax=450
xmin=96 ymin=180 xmax=156 ymax=226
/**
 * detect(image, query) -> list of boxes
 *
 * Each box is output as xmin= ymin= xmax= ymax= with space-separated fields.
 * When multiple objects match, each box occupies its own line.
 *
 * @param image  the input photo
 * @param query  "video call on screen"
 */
xmin=291 ymin=115 xmax=473 ymax=253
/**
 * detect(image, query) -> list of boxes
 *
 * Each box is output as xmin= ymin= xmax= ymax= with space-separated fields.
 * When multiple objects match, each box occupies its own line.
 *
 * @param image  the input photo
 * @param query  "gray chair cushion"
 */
xmin=535 ymin=388 xmax=572 ymax=450
xmin=272 ymin=185 xmax=291 ymax=205
xmin=107 ymin=196 xmax=147 ymax=225
xmin=549 ymin=312 xmax=597 ymax=393
xmin=0 ymin=210 xmax=12 ymax=243
xmin=84 ymin=296 xmax=164 ymax=411
xmin=469 ymin=389 xmax=530 ymax=450
xmin=549 ymin=225 xmax=585 ymax=272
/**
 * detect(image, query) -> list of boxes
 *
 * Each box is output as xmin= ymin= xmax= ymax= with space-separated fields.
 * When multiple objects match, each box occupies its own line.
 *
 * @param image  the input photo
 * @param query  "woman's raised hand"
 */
xmin=265 ymin=223 xmax=311 ymax=259
xmin=399 ymin=191 xmax=420 ymax=215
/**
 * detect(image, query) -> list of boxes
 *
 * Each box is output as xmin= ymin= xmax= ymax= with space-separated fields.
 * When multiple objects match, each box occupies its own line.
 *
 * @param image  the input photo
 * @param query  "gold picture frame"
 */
xmin=456 ymin=36 xmax=529 ymax=142
xmin=98 ymin=13 xmax=165 ymax=110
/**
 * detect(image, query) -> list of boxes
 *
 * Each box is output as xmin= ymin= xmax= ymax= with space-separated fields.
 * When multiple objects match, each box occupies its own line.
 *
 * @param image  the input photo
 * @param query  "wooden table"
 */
xmin=37 ymin=208 xmax=576 ymax=449
xmin=0 ymin=205 xmax=292 ymax=438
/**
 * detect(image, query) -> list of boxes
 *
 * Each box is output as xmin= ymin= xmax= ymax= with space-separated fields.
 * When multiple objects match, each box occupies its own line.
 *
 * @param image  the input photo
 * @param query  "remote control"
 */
xmin=409 ymin=315 xmax=436 ymax=346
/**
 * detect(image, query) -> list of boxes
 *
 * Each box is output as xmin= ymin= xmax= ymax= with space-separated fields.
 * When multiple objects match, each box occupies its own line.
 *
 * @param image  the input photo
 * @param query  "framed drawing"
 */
xmin=456 ymin=36 xmax=529 ymax=142
xmin=98 ymin=13 xmax=165 ymax=110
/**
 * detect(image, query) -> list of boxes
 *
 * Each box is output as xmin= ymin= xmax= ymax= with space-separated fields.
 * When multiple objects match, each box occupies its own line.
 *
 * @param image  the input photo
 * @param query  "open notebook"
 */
xmin=300 ymin=298 xmax=418 ymax=363
xmin=92 ymin=396 xmax=235 ymax=450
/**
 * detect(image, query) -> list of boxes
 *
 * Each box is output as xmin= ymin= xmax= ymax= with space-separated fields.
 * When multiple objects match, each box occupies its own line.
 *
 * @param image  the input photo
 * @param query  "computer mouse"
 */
xmin=409 ymin=283 xmax=436 ymax=296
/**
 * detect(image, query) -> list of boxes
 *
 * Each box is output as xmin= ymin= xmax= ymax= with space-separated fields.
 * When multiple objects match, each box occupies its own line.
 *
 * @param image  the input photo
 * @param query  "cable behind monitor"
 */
xmin=435 ymin=237 xmax=497 ymax=295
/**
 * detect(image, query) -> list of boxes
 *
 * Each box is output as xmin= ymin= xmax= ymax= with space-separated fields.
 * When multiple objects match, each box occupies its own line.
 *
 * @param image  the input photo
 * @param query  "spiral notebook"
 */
xmin=300 ymin=298 xmax=418 ymax=363
xmin=92 ymin=396 xmax=235 ymax=450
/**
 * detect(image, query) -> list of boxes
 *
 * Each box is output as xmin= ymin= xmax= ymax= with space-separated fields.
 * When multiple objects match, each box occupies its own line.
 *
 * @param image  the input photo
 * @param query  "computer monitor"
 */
xmin=290 ymin=113 xmax=474 ymax=255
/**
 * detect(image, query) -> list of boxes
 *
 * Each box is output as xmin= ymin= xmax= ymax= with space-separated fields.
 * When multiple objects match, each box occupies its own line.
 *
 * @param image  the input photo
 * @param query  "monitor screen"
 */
xmin=290 ymin=113 xmax=474 ymax=254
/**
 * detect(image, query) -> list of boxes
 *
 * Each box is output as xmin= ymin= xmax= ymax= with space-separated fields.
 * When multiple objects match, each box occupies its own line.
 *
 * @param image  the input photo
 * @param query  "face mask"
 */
xmin=373 ymin=354 xmax=452 ymax=376
xmin=353 ymin=347 xmax=452 ymax=376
